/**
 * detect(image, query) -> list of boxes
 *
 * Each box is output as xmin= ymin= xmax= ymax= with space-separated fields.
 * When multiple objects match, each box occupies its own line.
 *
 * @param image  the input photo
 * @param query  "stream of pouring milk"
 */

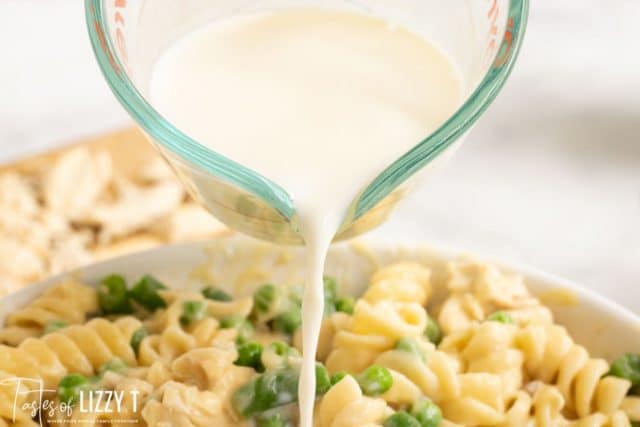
xmin=150 ymin=9 xmax=461 ymax=426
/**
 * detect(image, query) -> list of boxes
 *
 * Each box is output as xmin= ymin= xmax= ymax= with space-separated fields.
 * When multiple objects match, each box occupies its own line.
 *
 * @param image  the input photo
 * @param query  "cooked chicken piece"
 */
xmin=43 ymin=147 xmax=113 ymax=218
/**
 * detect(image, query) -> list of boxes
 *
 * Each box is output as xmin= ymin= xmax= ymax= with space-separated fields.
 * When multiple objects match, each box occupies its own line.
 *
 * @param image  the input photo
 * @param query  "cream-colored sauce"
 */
xmin=150 ymin=9 xmax=461 ymax=426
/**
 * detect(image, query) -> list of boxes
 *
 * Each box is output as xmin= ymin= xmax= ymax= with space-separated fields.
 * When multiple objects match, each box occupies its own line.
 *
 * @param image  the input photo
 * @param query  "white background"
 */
xmin=0 ymin=1 xmax=639 ymax=309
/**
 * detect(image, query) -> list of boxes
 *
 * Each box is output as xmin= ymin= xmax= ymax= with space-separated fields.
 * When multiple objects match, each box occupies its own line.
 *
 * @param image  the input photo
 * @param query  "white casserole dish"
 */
xmin=1 ymin=236 xmax=638 ymax=360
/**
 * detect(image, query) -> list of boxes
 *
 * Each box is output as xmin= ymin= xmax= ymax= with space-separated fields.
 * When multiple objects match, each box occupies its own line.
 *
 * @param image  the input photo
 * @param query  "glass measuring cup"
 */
xmin=86 ymin=0 xmax=528 ymax=245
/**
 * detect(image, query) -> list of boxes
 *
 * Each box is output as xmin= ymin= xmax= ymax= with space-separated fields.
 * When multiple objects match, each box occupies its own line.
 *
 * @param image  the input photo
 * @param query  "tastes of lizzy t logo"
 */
xmin=0 ymin=377 xmax=140 ymax=425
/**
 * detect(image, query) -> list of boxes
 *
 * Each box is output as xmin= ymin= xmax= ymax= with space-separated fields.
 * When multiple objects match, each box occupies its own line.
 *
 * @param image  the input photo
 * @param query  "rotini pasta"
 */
xmin=363 ymin=263 xmax=432 ymax=306
xmin=0 ymin=316 xmax=140 ymax=389
xmin=316 ymin=375 xmax=392 ymax=427
xmin=325 ymin=299 xmax=428 ymax=373
xmin=438 ymin=260 xmax=553 ymax=335
xmin=0 ymin=261 xmax=636 ymax=427
xmin=0 ymin=280 xmax=98 ymax=346
xmin=517 ymin=323 xmax=631 ymax=418
xmin=440 ymin=321 xmax=524 ymax=395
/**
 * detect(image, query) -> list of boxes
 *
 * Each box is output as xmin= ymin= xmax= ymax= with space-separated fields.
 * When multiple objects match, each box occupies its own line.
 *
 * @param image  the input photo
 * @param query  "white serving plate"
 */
xmin=1 ymin=236 xmax=638 ymax=360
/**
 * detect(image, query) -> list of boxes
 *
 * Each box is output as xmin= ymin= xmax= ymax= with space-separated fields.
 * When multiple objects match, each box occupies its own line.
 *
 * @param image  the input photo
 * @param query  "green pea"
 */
xmin=487 ymin=311 xmax=514 ymax=324
xmin=323 ymin=276 xmax=338 ymax=301
xmin=316 ymin=363 xmax=331 ymax=395
xmin=383 ymin=411 xmax=421 ymax=427
xmin=272 ymin=308 xmax=302 ymax=335
xmin=97 ymin=274 xmax=133 ymax=314
xmin=58 ymin=374 xmax=91 ymax=405
xmin=98 ymin=358 xmax=127 ymax=376
xmin=411 ymin=397 xmax=442 ymax=427
xmin=356 ymin=365 xmax=393 ymax=396
xmin=219 ymin=315 xmax=255 ymax=343
xmin=254 ymin=284 xmax=278 ymax=313
xmin=129 ymin=275 xmax=167 ymax=311
xmin=288 ymin=286 xmax=303 ymax=306
xmin=424 ymin=316 xmax=442 ymax=345
xmin=235 ymin=320 xmax=255 ymax=345
xmin=256 ymin=413 xmax=288 ymax=427
xmin=323 ymin=276 xmax=338 ymax=315
xmin=330 ymin=372 xmax=348 ymax=386
xmin=232 ymin=367 xmax=299 ymax=417
xmin=335 ymin=297 xmax=355 ymax=315
xmin=267 ymin=341 xmax=300 ymax=358
xmin=235 ymin=341 xmax=264 ymax=371
xmin=202 ymin=287 xmax=232 ymax=302
xmin=43 ymin=320 xmax=68 ymax=335
xmin=179 ymin=300 xmax=207 ymax=326
xmin=220 ymin=315 xmax=246 ymax=329
xmin=609 ymin=353 xmax=640 ymax=386
xmin=130 ymin=327 xmax=147 ymax=355
xmin=395 ymin=337 xmax=424 ymax=361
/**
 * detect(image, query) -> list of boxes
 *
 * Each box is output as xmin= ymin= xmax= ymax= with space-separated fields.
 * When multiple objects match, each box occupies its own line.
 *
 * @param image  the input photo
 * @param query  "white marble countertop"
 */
xmin=1 ymin=1 xmax=639 ymax=310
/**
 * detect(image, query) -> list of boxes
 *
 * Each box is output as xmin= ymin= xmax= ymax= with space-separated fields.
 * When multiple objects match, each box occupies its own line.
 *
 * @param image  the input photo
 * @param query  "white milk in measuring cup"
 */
xmin=148 ymin=9 xmax=463 ymax=427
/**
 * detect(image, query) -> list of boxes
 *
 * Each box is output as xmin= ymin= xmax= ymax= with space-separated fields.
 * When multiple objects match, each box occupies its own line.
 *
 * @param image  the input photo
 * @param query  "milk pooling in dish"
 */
xmin=149 ymin=9 xmax=462 ymax=426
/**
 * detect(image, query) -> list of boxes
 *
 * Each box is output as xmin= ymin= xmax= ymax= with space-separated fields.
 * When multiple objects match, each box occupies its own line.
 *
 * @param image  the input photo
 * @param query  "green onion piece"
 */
xmin=609 ymin=353 xmax=640 ymax=386
xmin=130 ymin=327 xmax=147 ymax=355
xmin=98 ymin=358 xmax=128 ymax=376
xmin=335 ymin=296 xmax=355 ymax=315
xmin=202 ymin=287 xmax=232 ymax=302
xmin=235 ymin=341 xmax=264 ymax=371
xmin=424 ymin=316 xmax=442 ymax=345
xmin=384 ymin=411 xmax=421 ymax=427
xmin=58 ymin=374 xmax=91 ymax=406
xmin=129 ymin=275 xmax=167 ymax=311
xmin=179 ymin=300 xmax=207 ymax=326
xmin=254 ymin=284 xmax=278 ymax=313
xmin=43 ymin=320 xmax=68 ymax=335
xmin=356 ymin=365 xmax=393 ymax=396
xmin=97 ymin=274 xmax=133 ymax=314
xmin=487 ymin=311 xmax=514 ymax=324
xmin=410 ymin=397 xmax=443 ymax=427
xmin=330 ymin=372 xmax=348 ymax=386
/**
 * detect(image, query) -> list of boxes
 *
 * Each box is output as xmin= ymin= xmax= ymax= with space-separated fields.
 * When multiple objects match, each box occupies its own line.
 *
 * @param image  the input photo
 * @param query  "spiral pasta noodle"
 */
xmin=440 ymin=321 xmax=524 ymax=395
xmin=0 ymin=371 xmax=40 ymax=427
xmin=325 ymin=299 xmax=427 ymax=373
xmin=316 ymin=375 xmax=392 ymax=427
xmin=137 ymin=294 xmax=250 ymax=366
xmin=363 ymin=262 xmax=432 ymax=306
xmin=0 ymin=261 xmax=637 ymax=427
xmin=0 ymin=316 xmax=140 ymax=389
xmin=517 ymin=324 xmax=632 ymax=418
xmin=0 ymin=280 xmax=98 ymax=346
xmin=142 ymin=381 xmax=240 ymax=427
xmin=374 ymin=344 xmax=460 ymax=404
xmin=438 ymin=259 xmax=553 ymax=335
